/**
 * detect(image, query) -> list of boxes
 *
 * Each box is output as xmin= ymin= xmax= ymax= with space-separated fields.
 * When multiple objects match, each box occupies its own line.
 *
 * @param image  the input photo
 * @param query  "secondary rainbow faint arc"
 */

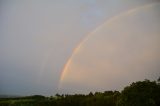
xmin=58 ymin=2 xmax=157 ymax=88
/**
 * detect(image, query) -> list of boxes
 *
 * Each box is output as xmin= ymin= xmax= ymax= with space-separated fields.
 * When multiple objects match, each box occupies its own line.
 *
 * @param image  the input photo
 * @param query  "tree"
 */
xmin=117 ymin=80 xmax=160 ymax=106
xmin=158 ymin=77 xmax=160 ymax=82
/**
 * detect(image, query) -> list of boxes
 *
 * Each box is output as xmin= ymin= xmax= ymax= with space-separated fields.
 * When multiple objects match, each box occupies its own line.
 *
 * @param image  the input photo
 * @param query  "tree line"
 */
xmin=0 ymin=78 xmax=160 ymax=106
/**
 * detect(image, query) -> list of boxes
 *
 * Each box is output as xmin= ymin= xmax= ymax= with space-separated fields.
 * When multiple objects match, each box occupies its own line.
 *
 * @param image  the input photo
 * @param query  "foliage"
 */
xmin=117 ymin=80 xmax=160 ymax=106
xmin=0 ymin=79 xmax=159 ymax=106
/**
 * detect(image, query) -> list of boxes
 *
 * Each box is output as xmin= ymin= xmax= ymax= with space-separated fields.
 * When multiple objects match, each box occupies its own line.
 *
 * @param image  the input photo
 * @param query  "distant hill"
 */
xmin=0 ymin=94 xmax=21 ymax=98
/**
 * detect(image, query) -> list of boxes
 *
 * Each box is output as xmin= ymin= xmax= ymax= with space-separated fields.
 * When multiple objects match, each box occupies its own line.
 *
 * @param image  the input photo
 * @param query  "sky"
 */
xmin=0 ymin=0 xmax=160 ymax=96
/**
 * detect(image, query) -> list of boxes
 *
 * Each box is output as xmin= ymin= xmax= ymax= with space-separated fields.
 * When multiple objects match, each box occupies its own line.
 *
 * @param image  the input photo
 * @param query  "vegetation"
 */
xmin=0 ymin=79 xmax=160 ymax=106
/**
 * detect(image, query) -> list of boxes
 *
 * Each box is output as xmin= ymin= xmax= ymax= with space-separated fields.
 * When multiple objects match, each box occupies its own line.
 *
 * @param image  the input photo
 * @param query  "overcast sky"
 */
xmin=0 ymin=0 xmax=160 ymax=96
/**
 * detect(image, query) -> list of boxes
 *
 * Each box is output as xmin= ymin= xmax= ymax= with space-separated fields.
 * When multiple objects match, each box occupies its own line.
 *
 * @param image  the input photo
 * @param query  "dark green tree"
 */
xmin=117 ymin=80 xmax=160 ymax=106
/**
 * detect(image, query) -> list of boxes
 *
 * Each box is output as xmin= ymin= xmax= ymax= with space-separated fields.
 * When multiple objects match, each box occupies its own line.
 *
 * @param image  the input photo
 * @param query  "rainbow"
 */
xmin=58 ymin=2 xmax=157 ymax=89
